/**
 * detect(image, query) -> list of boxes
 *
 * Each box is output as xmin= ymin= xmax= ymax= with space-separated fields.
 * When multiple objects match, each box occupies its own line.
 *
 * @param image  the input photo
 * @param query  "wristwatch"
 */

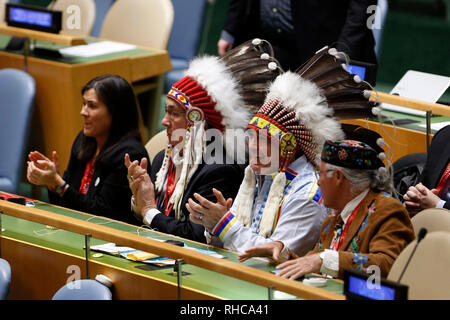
xmin=54 ymin=181 xmax=67 ymax=197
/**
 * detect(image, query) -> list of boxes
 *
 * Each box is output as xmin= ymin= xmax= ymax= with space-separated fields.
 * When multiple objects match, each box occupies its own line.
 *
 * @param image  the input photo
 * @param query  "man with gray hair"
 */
xmin=239 ymin=138 xmax=415 ymax=280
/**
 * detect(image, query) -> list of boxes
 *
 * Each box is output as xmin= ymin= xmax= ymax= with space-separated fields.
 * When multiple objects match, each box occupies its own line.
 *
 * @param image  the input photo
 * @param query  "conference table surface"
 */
xmin=0 ymin=196 xmax=344 ymax=300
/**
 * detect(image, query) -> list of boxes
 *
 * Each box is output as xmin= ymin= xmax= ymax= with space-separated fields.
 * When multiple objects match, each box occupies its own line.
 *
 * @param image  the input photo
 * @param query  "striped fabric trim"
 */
xmin=272 ymin=196 xmax=287 ymax=232
xmin=309 ymin=182 xmax=323 ymax=204
xmin=284 ymin=168 xmax=298 ymax=182
xmin=212 ymin=212 xmax=238 ymax=240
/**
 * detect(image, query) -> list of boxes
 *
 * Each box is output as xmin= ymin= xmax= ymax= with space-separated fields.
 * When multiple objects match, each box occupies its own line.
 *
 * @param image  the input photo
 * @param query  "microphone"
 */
xmin=397 ymin=227 xmax=427 ymax=283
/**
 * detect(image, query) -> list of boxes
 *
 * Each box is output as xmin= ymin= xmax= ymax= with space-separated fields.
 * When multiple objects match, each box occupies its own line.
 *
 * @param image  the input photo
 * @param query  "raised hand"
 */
xmin=186 ymin=188 xmax=233 ymax=231
xmin=124 ymin=153 xmax=156 ymax=218
xmin=27 ymin=154 xmax=63 ymax=190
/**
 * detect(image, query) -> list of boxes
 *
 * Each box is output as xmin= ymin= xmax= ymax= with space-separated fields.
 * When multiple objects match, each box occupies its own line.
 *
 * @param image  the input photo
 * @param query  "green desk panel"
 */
xmin=1 ymin=200 xmax=344 ymax=300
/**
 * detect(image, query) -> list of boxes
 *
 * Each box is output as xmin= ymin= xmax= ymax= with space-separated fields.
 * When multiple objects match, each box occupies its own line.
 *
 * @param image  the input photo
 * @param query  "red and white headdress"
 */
xmin=157 ymin=39 xmax=282 ymax=218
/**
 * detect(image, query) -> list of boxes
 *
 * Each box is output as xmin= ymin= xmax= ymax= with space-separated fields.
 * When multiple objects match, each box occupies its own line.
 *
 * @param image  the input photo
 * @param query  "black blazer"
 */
xmin=420 ymin=125 xmax=450 ymax=209
xmin=150 ymin=149 xmax=245 ymax=243
xmin=223 ymin=0 xmax=377 ymax=66
xmin=49 ymin=131 xmax=149 ymax=225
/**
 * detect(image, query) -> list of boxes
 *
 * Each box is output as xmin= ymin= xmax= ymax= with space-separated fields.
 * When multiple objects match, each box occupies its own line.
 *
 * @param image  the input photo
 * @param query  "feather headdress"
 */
xmin=240 ymin=46 xmax=379 ymax=237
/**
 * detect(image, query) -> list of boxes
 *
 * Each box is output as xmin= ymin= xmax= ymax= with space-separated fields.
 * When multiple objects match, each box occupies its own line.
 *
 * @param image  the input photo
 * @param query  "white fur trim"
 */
xmin=185 ymin=56 xmax=251 ymax=132
xmin=235 ymin=165 xmax=256 ymax=227
xmin=258 ymin=171 xmax=286 ymax=238
xmin=265 ymin=72 xmax=344 ymax=164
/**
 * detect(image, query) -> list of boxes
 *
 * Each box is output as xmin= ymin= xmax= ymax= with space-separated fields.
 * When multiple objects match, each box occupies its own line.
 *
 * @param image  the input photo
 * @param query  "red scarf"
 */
xmin=162 ymin=161 xmax=177 ymax=215
xmin=79 ymin=159 xmax=95 ymax=195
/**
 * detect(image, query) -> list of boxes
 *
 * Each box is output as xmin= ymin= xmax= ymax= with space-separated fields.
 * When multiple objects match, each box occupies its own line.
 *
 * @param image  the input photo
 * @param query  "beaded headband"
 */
xmin=321 ymin=139 xmax=385 ymax=170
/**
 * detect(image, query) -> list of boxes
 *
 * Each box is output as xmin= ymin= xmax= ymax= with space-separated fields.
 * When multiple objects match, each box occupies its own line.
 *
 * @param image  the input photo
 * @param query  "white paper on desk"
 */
xmin=418 ymin=121 xmax=450 ymax=131
xmin=59 ymin=41 xmax=137 ymax=57
xmin=90 ymin=242 xmax=136 ymax=254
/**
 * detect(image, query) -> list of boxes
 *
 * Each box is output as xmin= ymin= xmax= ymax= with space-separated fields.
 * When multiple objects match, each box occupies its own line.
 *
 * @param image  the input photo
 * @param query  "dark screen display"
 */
xmin=9 ymin=7 xmax=53 ymax=28
xmin=348 ymin=275 xmax=396 ymax=300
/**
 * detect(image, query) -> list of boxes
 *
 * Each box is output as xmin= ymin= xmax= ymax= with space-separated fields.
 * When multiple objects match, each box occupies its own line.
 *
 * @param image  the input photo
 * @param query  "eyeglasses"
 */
xmin=314 ymin=169 xmax=336 ymax=180
xmin=164 ymin=107 xmax=185 ymax=119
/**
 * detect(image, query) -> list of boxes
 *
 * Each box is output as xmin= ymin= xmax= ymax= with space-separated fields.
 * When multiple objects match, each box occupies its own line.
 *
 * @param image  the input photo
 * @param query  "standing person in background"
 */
xmin=218 ymin=0 xmax=377 ymax=71
xmin=27 ymin=74 xmax=149 ymax=225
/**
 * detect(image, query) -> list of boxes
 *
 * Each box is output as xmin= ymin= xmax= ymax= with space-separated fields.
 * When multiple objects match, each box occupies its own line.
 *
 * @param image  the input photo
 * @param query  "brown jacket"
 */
xmin=307 ymin=190 xmax=415 ymax=279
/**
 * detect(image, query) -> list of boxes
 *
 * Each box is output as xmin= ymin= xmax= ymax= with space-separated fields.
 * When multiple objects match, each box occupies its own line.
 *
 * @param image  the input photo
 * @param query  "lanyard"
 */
xmin=331 ymin=200 xmax=364 ymax=251
xmin=436 ymin=162 xmax=450 ymax=192
xmin=163 ymin=161 xmax=176 ymax=216
xmin=79 ymin=159 xmax=95 ymax=195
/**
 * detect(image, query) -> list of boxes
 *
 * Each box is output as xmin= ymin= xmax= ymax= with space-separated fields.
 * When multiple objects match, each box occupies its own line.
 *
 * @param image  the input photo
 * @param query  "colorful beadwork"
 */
xmin=321 ymin=139 xmax=384 ymax=170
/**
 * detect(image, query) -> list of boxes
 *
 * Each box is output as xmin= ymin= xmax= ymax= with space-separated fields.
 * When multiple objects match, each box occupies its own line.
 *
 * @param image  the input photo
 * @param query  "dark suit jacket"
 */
xmin=420 ymin=125 xmax=450 ymax=209
xmin=223 ymin=0 xmax=377 ymax=67
xmin=150 ymin=149 xmax=245 ymax=243
xmin=49 ymin=131 xmax=149 ymax=225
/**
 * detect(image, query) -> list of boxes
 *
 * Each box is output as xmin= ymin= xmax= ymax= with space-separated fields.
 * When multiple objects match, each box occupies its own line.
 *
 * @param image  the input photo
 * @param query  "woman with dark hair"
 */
xmin=27 ymin=74 xmax=149 ymax=225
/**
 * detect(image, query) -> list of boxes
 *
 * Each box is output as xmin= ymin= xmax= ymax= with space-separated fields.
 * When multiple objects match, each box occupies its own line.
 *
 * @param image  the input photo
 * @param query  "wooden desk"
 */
xmin=0 ymin=33 xmax=171 ymax=171
xmin=0 ymin=25 xmax=86 ymax=45
xmin=0 ymin=196 xmax=345 ymax=300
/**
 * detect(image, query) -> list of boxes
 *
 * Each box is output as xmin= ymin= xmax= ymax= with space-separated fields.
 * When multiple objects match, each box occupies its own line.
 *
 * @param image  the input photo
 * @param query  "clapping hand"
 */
xmin=186 ymin=188 xmax=233 ymax=232
xmin=27 ymin=151 xmax=63 ymax=190
xmin=124 ymin=154 xmax=157 ymax=218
